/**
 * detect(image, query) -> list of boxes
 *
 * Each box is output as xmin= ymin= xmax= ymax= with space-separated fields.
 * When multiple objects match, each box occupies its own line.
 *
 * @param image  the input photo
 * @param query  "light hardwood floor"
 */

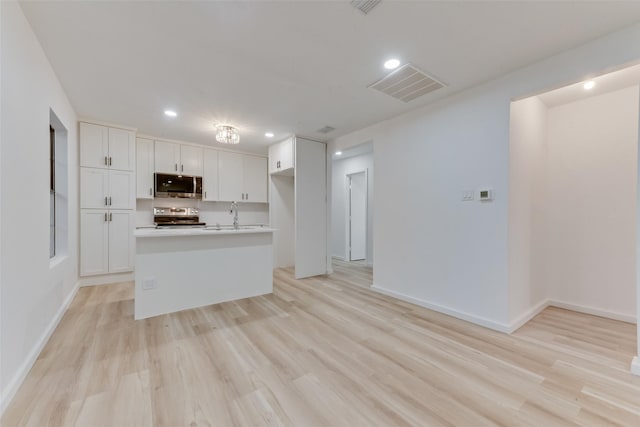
xmin=3 ymin=262 xmax=640 ymax=426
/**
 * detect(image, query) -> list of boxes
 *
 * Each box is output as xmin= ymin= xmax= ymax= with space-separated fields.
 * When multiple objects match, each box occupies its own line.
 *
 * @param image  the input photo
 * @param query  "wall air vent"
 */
xmin=351 ymin=0 xmax=381 ymax=14
xmin=316 ymin=126 xmax=336 ymax=134
xmin=368 ymin=64 xmax=445 ymax=103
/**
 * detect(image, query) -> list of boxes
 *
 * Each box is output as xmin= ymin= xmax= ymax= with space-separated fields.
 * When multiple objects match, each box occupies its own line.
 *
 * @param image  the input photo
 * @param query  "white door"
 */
xmin=108 ymin=210 xmax=134 ymax=273
xmin=180 ymin=145 xmax=203 ymax=176
xmin=80 ymin=122 xmax=108 ymax=169
xmin=202 ymin=149 xmax=219 ymax=201
xmin=136 ymin=138 xmax=154 ymax=199
xmin=80 ymin=167 xmax=108 ymax=209
xmin=243 ymin=155 xmax=268 ymax=202
xmin=154 ymin=140 xmax=180 ymax=174
xmin=108 ymin=170 xmax=135 ymax=210
xmin=80 ymin=209 xmax=109 ymax=276
xmin=218 ymin=151 xmax=244 ymax=201
xmin=348 ymin=172 xmax=367 ymax=261
xmin=295 ymin=137 xmax=327 ymax=278
xmin=108 ymin=127 xmax=135 ymax=171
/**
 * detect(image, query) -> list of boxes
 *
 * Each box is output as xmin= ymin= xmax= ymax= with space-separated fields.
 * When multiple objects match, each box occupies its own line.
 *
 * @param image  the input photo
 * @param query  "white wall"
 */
xmin=542 ymin=86 xmax=638 ymax=319
xmin=509 ymin=96 xmax=548 ymax=324
xmin=331 ymin=152 xmax=374 ymax=264
xmin=331 ymin=22 xmax=640 ymax=331
xmin=1 ymin=1 xmax=79 ymax=412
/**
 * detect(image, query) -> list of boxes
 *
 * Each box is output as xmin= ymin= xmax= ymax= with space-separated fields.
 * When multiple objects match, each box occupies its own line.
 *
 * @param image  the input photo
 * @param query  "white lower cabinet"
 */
xmin=80 ymin=209 xmax=134 ymax=276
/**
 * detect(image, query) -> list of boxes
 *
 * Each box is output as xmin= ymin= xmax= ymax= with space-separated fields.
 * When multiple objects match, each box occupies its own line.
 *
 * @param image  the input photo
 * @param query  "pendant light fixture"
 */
xmin=215 ymin=125 xmax=240 ymax=144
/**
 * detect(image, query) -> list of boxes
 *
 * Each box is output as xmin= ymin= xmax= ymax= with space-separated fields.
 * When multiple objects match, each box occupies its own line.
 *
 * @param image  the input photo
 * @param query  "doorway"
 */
xmin=347 ymin=171 xmax=367 ymax=261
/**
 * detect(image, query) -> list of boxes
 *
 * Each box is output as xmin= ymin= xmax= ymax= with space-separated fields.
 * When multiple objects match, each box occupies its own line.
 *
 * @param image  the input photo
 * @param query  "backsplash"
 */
xmin=136 ymin=199 xmax=269 ymax=227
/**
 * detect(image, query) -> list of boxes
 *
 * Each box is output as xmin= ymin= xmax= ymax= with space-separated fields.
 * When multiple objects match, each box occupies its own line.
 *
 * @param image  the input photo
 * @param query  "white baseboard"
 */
xmin=78 ymin=271 xmax=134 ymax=287
xmin=0 ymin=281 xmax=80 ymax=416
xmin=508 ymin=299 xmax=551 ymax=333
xmin=548 ymin=300 xmax=636 ymax=324
xmin=371 ymin=283 xmax=511 ymax=333
xmin=331 ymin=255 xmax=345 ymax=261
xmin=632 ymin=357 xmax=640 ymax=376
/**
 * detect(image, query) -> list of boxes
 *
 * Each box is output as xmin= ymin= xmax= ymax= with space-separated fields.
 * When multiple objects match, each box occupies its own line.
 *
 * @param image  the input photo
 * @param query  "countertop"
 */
xmin=134 ymin=226 xmax=276 ymax=238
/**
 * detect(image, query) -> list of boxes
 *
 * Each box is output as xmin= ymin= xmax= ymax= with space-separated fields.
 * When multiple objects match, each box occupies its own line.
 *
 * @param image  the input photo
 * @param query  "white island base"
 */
xmin=134 ymin=228 xmax=274 ymax=320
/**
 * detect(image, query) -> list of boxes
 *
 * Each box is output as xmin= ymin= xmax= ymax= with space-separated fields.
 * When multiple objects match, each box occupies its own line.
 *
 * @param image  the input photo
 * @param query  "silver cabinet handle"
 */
xmin=149 ymin=188 xmax=152 ymax=196
xmin=108 ymin=196 xmax=112 ymax=206
xmin=181 ymin=164 xmax=184 ymax=172
xmin=104 ymin=196 xmax=108 ymax=206
xmin=204 ymin=191 xmax=207 ymax=199
xmin=175 ymin=163 xmax=178 ymax=171
xmin=108 ymin=157 xmax=112 ymax=166
xmin=245 ymin=193 xmax=248 ymax=200
xmin=109 ymin=212 xmax=113 ymax=222
xmin=104 ymin=212 xmax=108 ymax=222
xmin=104 ymin=156 xmax=108 ymax=166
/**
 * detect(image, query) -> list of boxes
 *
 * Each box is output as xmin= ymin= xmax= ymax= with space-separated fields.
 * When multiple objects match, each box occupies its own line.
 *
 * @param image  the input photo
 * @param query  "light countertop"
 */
xmin=134 ymin=226 xmax=276 ymax=238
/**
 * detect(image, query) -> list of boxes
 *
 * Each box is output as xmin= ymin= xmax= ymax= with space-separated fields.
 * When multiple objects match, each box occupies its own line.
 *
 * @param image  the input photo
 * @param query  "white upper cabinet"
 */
xmin=180 ymin=145 xmax=203 ymax=176
xmin=218 ymin=151 xmax=244 ymax=202
xmin=136 ymin=138 xmax=154 ymax=199
xmin=269 ymin=137 xmax=294 ymax=175
xmin=202 ymin=149 xmax=219 ymax=201
xmin=154 ymin=140 xmax=203 ymax=175
xmin=80 ymin=122 xmax=134 ymax=171
xmin=218 ymin=152 xmax=268 ymax=203
xmin=243 ymin=155 xmax=268 ymax=203
xmin=154 ymin=140 xmax=181 ymax=174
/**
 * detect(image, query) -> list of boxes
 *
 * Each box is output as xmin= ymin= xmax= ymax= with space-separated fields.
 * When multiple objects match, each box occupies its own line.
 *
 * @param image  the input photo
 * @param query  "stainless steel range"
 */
xmin=153 ymin=207 xmax=206 ymax=228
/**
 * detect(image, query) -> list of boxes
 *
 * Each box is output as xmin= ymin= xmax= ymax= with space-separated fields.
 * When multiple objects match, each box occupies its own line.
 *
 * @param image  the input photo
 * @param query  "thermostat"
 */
xmin=478 ymin=187 xmax=493 ymax=201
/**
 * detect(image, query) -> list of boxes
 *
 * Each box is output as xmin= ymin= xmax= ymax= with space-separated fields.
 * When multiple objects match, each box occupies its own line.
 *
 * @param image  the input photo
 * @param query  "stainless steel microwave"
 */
xmin=154 ymin=173 xmax=202 ymax=199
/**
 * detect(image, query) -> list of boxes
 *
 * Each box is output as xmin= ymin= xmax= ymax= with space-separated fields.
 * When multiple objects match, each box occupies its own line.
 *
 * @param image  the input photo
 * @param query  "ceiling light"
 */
xmin=216 ymin=125 xmax=240 ymax=144
xmin=583 ymin=80 xmax=595 ymax=90
xmin=384 ymin=59 xmax=400 ymax=70
xmin=265 ymin=132 xmax=274 ymax=138
xmin=335 ymin=151 xmax=342 ymax=156
xmin=164 ymin=110 xmax=177 ymax=117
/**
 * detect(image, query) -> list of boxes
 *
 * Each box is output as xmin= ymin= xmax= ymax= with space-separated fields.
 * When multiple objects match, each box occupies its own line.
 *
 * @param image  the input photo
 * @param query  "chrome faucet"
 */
xmin=230 ymin=201 xmax=239 ymax=229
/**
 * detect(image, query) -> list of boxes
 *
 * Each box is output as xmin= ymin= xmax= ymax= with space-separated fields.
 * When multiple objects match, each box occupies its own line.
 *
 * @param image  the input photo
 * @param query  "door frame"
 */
xmin=345 ymin=169 xmax=368 ymax=263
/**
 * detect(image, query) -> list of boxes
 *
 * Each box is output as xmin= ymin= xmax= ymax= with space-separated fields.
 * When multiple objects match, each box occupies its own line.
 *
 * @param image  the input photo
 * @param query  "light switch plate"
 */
xmin=462 ymin=190 xmax=474 ymax=201
xmin=143 ymin=277 xmax=157 ymax=290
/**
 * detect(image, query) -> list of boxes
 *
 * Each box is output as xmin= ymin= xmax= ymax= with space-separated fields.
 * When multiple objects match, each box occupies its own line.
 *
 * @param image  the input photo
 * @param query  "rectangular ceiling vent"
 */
xmin=351 ymin=0 xmax=381 ymax=15
xmin=368 ymin=64 xmax=445 ymax=103
xmin=316 ymin=126 xmax=336 ymax=134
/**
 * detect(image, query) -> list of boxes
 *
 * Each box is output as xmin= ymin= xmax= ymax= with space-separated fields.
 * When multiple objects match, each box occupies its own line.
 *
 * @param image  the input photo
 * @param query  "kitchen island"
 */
xmin=134 ymin=226 xmax=275 ymax=319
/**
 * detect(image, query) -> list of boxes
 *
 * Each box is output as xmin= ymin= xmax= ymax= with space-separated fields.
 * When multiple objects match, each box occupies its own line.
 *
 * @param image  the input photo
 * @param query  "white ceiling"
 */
xmin=537 ymin=63 xmax=640 ymax=108
xmin=20 ymin=1 xmax=640 ymax=154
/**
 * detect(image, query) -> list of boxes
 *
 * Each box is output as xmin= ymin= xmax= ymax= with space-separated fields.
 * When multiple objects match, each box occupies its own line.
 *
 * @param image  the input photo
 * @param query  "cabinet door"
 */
xmin=279 ymin=138 xmax=294 ymax=171
xmin=294 ymin=138 xmax=327 ymax=278
xmin=108 ymin=210 xmax=134 ymax=273
xmin=109 ymin=170 xmax=135 ymax=209
xmin=202 ymin=149 xmax=219 ymax=201
xmin=154 ymin=140 xmax=180 ymax=174
xmin=108 ymin=128 xmax=135 ymax=171
xmin=80 ymin=167 xmax=108 ymax=209
xmin=80 ymin=122 xmax=108 ymax=169
xmin=180 ymin=145 xmax=203 ymax=176
xmin=268 ymin=143 xmax=279 ymax=175
xmin=243 ymin=155 xmax=268 ymax=203
xmin=218 ymin=151 xmax=244 ymax=201
xmin=136 ymin=138 xmax=154 ymax=199
xmin=80 ymin=209 xmax=109 ymax=276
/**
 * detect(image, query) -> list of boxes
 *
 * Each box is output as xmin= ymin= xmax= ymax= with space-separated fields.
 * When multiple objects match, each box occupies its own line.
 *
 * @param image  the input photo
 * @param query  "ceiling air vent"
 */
xmin=351 ymin=0 xmax=381 ymax=14
xmin=368 ymin=64 xmax=445 ymax=103
xmin=316 ymin=126 xmax=336 ymax=134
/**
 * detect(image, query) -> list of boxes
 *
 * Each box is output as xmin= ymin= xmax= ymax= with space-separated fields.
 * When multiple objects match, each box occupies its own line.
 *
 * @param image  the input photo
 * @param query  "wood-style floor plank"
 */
xmin=2 ymin=260 xmax=639 ymax=426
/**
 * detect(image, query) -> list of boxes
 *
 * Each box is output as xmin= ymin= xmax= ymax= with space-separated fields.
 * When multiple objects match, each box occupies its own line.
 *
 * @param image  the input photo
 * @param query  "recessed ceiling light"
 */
xmin=384 ymin=59 xmax=400 ymax=70
xmin=583 ymin=81 xmax=595 ymax=90
xmin=164 ymin=110 xmax=177 ymax=117
xmin=265 ymin=132 xmax=274 ymax=138
xmin=335 ymin=151 xmax=342 ymax=156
